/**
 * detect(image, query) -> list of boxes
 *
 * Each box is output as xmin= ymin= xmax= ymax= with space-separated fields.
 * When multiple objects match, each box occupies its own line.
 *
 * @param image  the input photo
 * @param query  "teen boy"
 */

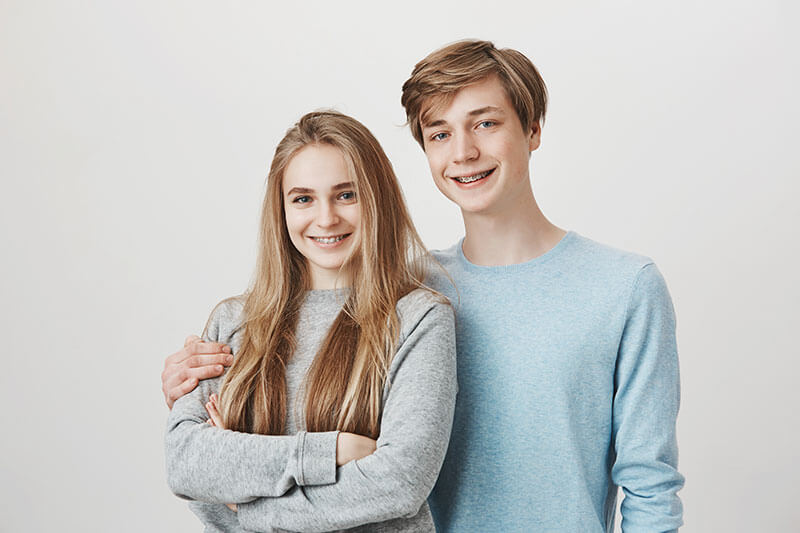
xmin=162 ymin=40 xmax=684 ymax=532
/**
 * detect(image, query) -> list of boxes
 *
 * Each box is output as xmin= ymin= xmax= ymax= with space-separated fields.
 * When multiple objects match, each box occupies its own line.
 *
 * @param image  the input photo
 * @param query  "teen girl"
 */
xmin=165 ymin=111 xmax=456 ymax=532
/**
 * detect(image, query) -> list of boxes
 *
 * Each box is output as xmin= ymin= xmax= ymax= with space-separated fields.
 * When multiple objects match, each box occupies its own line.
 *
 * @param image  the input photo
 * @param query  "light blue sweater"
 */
xmin=427 ymin=231 xmax=684 ymax=532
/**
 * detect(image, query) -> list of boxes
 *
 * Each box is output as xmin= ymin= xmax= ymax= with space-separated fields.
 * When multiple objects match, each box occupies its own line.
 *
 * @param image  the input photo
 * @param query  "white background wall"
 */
xmin=1 ymin=1 xmax=797 ymax=531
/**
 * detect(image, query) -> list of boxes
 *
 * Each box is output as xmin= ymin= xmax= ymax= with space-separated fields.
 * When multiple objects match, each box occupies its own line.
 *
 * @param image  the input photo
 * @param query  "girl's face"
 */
xmin=283 ymin=144 xmax=362 ymax=290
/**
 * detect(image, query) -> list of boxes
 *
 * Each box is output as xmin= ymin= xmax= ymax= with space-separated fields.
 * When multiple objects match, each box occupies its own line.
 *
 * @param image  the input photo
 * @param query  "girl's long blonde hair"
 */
xmin=217 ymin=110 xmax=431 ymax=439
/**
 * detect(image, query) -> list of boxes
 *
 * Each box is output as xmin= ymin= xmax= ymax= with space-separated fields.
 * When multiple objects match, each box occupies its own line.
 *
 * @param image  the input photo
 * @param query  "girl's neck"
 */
xmin=309 ymin=269 xmax=352 ymax=291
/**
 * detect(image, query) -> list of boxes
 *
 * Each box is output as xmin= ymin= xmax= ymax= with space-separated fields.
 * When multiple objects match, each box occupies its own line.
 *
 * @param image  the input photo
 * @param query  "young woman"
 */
xmin=165 ymin=111 xmax=456 ymax=532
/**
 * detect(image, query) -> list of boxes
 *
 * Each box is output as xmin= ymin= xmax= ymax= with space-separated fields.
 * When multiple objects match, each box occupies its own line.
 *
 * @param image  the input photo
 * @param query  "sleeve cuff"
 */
xmin=298 ymin=430 xmax=338 ymax=486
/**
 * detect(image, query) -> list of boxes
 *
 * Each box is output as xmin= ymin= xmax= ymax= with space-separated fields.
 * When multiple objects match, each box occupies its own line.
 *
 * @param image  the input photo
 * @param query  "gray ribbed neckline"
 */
xmin=303 ymin=288 xmax=351 ymax=305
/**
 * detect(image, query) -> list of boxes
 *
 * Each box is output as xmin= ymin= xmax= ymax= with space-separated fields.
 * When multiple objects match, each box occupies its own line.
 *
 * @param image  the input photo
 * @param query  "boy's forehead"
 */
xmin=419 ymin=75 xmax=509 ymax=128
xmin=420 ymin=93 xmax=456 ymax=129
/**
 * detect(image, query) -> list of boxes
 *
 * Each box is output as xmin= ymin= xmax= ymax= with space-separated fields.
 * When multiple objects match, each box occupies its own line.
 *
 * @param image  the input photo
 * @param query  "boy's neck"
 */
xmin=461 ymin=192 xmax=566 ymax=266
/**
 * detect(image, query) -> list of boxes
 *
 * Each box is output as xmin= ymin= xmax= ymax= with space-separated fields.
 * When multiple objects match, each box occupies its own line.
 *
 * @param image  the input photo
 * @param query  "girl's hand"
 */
xmin=205 ymin=394 xmax=226 ymax=429
xmin=205 ymin=395 xmax=236 ymax=512
xmin=336 ymin=432 xmax=377 ymax=466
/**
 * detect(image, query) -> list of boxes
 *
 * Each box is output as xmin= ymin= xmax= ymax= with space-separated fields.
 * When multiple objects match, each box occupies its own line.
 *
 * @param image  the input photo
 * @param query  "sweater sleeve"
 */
xmin=164 ymin=303 xmax=339 ymax=504
xmin=611 ymin=264 xmax=685 ymax=532
xmin=236 ymin=300 xmax=458 ymax=533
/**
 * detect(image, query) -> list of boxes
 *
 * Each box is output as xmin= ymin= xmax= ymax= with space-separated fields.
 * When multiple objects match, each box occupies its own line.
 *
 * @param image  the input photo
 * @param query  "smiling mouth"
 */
xmin=310 ymin=234 xmax=351 ymax=244
xmin=450 ymin=168 xmax=495 ymax=184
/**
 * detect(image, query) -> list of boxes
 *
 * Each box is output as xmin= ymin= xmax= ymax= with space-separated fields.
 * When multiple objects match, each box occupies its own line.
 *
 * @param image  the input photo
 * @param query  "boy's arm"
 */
xmin=612 ymin=263 xmax=685 ymax=532
xmin=236 ymin=302 xmax=457 ymax=533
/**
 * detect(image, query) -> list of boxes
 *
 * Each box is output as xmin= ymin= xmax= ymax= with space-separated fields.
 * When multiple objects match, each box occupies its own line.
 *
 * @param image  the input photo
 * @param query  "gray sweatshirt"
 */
xmin=165 ymin=288 xmax=457 ymax=532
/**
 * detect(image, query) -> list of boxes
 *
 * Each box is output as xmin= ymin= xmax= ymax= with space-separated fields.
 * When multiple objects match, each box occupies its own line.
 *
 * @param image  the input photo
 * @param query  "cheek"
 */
xmin=424 ymin=149 xmax=446 ymax=174
xmin=345 ymin=207 xmax=362 ymax=232
xmin=505 ymin=138 xmax=531 ymax=167
xmin=284 ymin=210 xmax=308 ymax=240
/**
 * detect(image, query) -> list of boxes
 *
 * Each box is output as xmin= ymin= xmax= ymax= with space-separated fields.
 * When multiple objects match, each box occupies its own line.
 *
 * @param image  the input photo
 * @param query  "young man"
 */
xmin=162 ymin=40 xmax=684 ymax=531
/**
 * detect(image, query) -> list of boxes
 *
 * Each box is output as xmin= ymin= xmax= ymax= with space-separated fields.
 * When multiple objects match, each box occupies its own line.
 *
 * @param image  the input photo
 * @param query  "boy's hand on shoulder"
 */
xmin=161 ymin=335 xmax=233 ymax=408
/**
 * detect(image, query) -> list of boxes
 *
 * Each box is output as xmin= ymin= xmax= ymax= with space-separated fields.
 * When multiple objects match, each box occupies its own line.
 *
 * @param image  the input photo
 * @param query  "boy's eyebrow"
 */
xmin=422 ymin=117 xmax=447 ymax=129
xmin=286 ymin=182 xmax=354 ymax=195
xmin=422 ymin=106 xmax=505 ymax=130
xmin=468 ymin=105 xmax=504 ymax=117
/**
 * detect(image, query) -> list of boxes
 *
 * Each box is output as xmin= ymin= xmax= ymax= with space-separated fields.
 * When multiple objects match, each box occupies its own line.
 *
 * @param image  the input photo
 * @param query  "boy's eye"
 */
xmin=431 ymin=132 xmax=449 ymax=142
xmin=478 ymin=120 xmax=496 ymax=128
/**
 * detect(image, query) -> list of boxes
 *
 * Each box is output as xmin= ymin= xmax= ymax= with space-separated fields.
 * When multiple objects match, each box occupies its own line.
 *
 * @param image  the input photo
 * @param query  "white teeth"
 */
xmin=312 ymin=235 xmax=346 ymax=244
xmin=453 ymin=170 xmax=492 ymax=183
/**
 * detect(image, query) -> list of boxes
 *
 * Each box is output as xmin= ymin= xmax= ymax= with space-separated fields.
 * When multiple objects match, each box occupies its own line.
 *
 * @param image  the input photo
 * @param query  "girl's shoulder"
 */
xmin=204 ymin=295 xmax=246 ymax=344
xmin=395 ymin=287 xmax=453 ymax=337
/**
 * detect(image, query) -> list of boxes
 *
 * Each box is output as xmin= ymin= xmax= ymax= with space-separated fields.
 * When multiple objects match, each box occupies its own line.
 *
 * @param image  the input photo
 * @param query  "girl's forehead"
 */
xmin=284 ymin=144 xmax=350 ymax=191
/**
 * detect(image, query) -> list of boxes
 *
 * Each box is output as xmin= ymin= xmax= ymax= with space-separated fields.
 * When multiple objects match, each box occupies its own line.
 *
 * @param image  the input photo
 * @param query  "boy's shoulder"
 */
xmin=431 ymin=232 xmax=655 ymax=276
xmin=568 ymin=232 xmax=655 ymax=274
xmin=426 ymin=232 xmax=669 ymax=312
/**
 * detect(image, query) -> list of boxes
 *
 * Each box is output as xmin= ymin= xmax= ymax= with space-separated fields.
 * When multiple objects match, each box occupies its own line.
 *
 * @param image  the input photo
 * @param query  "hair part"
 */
xmin=217 ymin=110 xmax=435 ymax=439
xmin=401 ymin=39 xmax=548 ymax=148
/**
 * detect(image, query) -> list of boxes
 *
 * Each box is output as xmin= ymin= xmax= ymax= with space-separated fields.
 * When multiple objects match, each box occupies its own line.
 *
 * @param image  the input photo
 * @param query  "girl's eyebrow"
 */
xmin=286 ymin=187 xmax=313 ymax=195
xmin=332 ymin=181 xmax=355 ymax=191
xmin=286 ymin=182 xmax=354 ymax=196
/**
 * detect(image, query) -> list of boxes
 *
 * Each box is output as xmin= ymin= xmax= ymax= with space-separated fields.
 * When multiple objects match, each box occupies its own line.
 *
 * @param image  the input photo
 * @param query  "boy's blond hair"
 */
xmin=401 ymin=40 xmax=548 ymax=147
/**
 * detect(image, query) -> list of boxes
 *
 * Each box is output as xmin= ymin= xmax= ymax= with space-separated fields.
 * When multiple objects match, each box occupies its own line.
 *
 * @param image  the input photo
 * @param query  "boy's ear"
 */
xmin=529 ymin=123 xmax=542 ymax=152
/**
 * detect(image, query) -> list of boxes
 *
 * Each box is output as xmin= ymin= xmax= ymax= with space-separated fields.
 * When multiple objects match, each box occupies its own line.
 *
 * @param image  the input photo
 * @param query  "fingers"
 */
xmin=188 ymin=342 xmax=232 ymax=356
xmin=164 ymin=338 xmax=231 ymax=368
xmin=164 ymin=377 xmax=197 ymax=409
xmin=162 ymin=356 xmax=226 ymax=384
xmin=162 ymin=348 xmax=232 ymax=387
xmin=190 ymin=363 xmax=227 ymax=381
xmin=184 ymin=334 xmax=201 ymax=347
xmin=164 ymin=363 xmax=226 ymax=393
xmin=185 ymin=353 xmax=234 ymax=369
xmin=163 ymin=363 xmax=226 ymax=403
xmin=205 ymin=393 xmax=225 ymax=429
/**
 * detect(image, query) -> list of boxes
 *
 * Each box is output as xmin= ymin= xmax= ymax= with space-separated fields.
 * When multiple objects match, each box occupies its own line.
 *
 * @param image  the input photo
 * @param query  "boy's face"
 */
xmin=420 ymin=75 xmax=540 ymax=216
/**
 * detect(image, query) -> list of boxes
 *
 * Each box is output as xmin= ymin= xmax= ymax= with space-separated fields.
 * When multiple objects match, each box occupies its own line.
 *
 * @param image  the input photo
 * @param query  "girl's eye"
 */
xmin=338 ymin=191 xmax=357 ymax=202
xmin=431 ymin=132 xmax=449 ymax=142
xmin=293 ymin=195 xmax=311 ymax=204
